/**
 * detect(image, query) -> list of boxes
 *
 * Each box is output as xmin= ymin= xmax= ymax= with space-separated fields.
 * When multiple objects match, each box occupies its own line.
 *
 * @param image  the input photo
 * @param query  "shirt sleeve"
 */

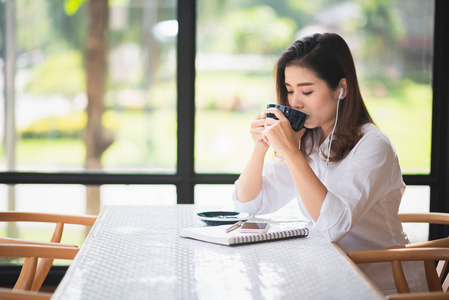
xmin=233 ymin=158 xmax=297 ymax=215
xmin=314 ymin=129 xmax=405 ymax=242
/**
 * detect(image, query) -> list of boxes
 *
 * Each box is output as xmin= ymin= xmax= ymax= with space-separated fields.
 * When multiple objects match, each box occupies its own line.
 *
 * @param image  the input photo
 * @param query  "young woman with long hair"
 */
xmin=233 ymin=33 xmax=426 ymax=295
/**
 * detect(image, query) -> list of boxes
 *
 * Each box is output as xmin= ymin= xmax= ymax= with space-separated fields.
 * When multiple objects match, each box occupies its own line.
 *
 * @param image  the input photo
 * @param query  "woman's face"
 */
xmin=284 ymin=65 xmax=339 ymax=137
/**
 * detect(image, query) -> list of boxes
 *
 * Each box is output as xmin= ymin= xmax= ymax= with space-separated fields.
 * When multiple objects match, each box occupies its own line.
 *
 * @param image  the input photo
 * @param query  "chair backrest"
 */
xmin=0 ymin=212 xmax=96 ymax=291
xmin=0 ymin=244 xmax=79 ymax=292
xmin=398 ymin=212 xmax=449 ymax=292
xmin=349 ymin=213 xmax=449 ymax=296
xmin=349 ymin=247 xmax=449 ymax=294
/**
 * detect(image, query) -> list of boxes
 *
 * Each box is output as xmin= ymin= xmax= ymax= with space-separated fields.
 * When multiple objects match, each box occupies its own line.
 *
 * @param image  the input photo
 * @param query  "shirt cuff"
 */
xmin=232 ymin=180 xmax=263 ymax=215
xmin=314 ymin=191 xmax=348 ymax=242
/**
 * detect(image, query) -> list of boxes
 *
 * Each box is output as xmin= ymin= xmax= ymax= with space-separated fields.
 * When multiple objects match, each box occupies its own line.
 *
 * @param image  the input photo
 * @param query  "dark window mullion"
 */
xmin=176 ymin=0 xmax=196 ymax=204
xmin=0 ymin=172 xmax=182 ymax=185
xmin=402 ymin=175 xmax=437 ymax=186
xmin=429 ymin=0 xmax=449 ymax=240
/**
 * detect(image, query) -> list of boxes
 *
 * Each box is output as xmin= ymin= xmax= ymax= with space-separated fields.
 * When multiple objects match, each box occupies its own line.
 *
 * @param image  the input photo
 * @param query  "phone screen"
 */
xmin=239 ymin=222 xmax=269 ymax=233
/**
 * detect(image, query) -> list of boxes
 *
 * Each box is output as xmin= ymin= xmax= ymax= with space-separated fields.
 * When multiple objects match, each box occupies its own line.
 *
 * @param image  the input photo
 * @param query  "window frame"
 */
xmin=427 ymin=0 xmax=449 ymax=240
xmin=0 ymin=0 xmax=447 ymax=240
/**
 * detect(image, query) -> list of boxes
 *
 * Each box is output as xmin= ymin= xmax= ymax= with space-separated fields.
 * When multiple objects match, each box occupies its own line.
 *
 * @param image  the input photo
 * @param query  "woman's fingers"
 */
xmin=250 ymin=113 xmax=271 ymax=148
xmin=255 ymin=111 xmax=266 ymax=121
xmin=265 ymin=108 xmax=285 ymax=121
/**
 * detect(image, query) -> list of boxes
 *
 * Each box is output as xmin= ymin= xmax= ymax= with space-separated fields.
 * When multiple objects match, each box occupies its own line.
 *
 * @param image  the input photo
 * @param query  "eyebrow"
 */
xmin=285 ymin=82 xmax=315 ymax=87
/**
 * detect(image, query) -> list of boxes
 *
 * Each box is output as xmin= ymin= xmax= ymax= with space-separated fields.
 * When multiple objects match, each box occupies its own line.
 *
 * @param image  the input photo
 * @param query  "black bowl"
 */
xmin=196 ymin=211 xmax=252 ymax=226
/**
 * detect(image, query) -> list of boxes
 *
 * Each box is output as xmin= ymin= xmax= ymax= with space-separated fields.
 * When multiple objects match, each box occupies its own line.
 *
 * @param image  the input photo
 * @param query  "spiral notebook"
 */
xmin=179 ymin=224 xmax=309 ymax=246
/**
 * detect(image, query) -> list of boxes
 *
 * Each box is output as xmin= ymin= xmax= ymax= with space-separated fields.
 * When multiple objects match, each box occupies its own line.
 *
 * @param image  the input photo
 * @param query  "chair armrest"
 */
xmin=0 ymin=244 xmax=79 ymax=260
xmin=0 ymin=212 xmax=97 ymax=226
xmin=349 ymin=248 xmax=449 ymax=264
xmin=0 ymin=237 xmax=78 ymax=248
xmin=0 ymin=287 xmax=52 ymax=300
xmin=399 ymin=213 xmax=449 ymax=225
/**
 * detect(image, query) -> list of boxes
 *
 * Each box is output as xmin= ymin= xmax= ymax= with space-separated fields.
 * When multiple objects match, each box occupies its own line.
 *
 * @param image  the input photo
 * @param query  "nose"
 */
xmin=289 ymin=91 xmax=304 ymax=109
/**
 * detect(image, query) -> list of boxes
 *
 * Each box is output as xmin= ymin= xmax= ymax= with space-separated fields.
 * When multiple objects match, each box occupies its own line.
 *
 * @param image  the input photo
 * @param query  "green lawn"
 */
xmin=6 ymin=109 xmax=177 ymax=171
xmin=0 ymin=78 xmax=431 ymax=174
xmin=363 ymin=79 xmax=431 ymax=173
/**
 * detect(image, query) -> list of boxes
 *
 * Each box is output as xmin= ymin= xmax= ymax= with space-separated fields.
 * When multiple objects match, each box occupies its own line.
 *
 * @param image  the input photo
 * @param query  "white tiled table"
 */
xmin=52 ymin=205 xmax=383 ymax=300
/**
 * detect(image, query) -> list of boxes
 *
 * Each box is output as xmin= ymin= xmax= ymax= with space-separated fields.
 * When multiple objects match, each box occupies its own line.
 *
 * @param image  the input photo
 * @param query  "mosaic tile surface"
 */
xmin=52 ymin=205 xmax=383 ymax=300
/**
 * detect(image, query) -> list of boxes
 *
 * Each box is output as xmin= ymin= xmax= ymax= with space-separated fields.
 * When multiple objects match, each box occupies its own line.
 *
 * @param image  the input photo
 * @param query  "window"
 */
xmin=195 ymin=0 xmax=434 ymax=175
xmin=1 ymin=0 xmax=177 ymax=174
xmin=0 ymin=0 xmax=448 ymax=243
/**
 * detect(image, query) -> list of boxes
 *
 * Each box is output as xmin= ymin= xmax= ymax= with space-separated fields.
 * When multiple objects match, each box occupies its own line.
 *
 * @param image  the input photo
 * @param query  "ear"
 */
xmin=338 ymin=78 xmax=347 ymax=100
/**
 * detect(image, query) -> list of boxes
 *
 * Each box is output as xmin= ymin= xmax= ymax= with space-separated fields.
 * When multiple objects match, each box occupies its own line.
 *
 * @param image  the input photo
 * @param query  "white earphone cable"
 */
xmin=322 ymin=95 xmax=342 ymax=179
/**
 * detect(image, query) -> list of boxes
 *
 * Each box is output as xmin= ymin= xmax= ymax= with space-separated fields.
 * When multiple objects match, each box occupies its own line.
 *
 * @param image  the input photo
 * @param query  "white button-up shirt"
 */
xmin=233 ymin=123 xmax=426 ymax=294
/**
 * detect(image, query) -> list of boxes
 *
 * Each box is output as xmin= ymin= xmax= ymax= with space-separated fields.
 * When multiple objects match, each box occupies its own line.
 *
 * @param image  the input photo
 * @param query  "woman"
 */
xmin=232 ymin=33 xmax=426 ymax=295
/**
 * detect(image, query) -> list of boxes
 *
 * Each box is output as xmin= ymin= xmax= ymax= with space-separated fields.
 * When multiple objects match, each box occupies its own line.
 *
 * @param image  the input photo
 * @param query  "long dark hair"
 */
xmin=275 ymin=33 xmax=373 ymax=162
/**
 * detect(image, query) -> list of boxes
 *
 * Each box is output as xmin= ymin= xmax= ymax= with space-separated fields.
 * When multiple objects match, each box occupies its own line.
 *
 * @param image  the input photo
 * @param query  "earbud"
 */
xmin=324 ymin=86 xmax=344 ymax=179
xmin=338 ymin=87 xmax=344 ymax=100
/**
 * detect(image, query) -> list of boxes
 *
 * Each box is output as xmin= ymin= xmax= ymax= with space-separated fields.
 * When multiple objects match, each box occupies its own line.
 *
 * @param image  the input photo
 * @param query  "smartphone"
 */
xmin=239 ymin=222 xmax=270 ymax=233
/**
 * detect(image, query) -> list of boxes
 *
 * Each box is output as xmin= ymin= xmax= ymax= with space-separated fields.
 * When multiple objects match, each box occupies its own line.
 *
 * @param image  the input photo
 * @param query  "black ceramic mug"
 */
xmin=266 ymin=104 xmax=307 ymax=131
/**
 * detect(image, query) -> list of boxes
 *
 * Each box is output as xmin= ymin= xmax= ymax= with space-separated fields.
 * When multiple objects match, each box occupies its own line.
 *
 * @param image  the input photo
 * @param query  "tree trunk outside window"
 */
xmin=85 ymin=0 xmax=113 ymax=217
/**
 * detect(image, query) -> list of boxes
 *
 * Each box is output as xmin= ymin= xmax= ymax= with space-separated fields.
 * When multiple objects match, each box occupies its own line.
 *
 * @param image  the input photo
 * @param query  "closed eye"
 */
xmin=302 ymin=91 xmax=313 ymax=95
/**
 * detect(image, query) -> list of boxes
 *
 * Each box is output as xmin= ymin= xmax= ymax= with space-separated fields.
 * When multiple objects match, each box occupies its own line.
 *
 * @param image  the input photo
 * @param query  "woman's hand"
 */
xmin=250 ymin=111 xmax=270 ymax=152
xmin=263 ymin=108 xmax=305 ymax=157
xmin=237 ymin=111 xmax=271 ymax=202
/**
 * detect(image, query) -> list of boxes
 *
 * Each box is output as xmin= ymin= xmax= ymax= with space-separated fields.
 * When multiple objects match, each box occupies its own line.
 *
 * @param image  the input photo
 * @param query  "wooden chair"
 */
xmin=0 ymin=244 xmax=79 ymax=300
xmin=0 ymin=212 xmax=96 ymax=292
xmin=349 ymin=247 xmax=449 ymax=294
xmin=397 ymin=213 xmax=449 ymax=291
xmin=349 ymin=212 xmax=449 ymax=296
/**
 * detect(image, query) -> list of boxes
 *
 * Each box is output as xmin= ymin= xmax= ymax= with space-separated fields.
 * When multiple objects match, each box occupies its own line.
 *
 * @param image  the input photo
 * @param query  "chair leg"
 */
xmin=13 ymin=257 xmax=38 ymax=291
